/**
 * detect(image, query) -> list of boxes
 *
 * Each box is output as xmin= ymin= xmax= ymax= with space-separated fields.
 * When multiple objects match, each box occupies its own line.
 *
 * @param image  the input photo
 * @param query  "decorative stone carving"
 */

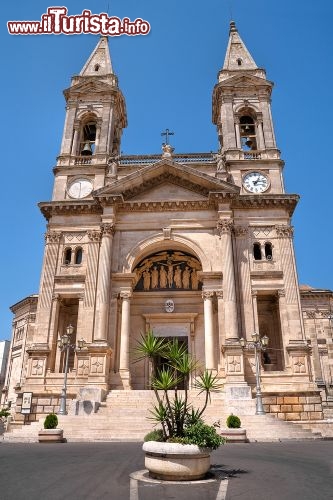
xmin=133 ymin=251 xmax=202 ymax=292
xmin=77 ymin=359 xmax=89 ymax=376
xmin=202 ymin=291 xmax=214 ymax=300
xmin=227 ymin=355 xmax=241 ymax=373
xmin=87 ymin=230 xmax=102 ymax=242
xmin=216 ymin=219 xmax=233 ymax=237
xmin=277 ymin=289 xmax=286 ymax=298
xmin=252 ymin=226 xmax=273 ymax=238
xmin=234 ymin=226 xmax=248 ymax=237
xmin=275 ymin=225 xmax=294 ymax=238
xmin=45 ymin=231 xmax=62 ymax=243
xmin=31 ymin=359 xmax=45 ymax=376
xmin=64 ymin=232 xmax=85 ymax=242
xmin=216 ymin=290 xmax=223 ymax=299
xmin=305 ymin=310 xmax=316 ymax=319
xmin=293 ymin=356 xmax=306 ymax=374
xmin=214 ymin=152 xmax=227 ymax=172
xmin=90 ymin=357 xmax=104 ymax=374
xmin=101 ymin=222 xmax=115 ymax=236
xmin=120 ymin=291 xmax=132 ymax=300
xmin=163 ymin=227 xmax=171 ymax=240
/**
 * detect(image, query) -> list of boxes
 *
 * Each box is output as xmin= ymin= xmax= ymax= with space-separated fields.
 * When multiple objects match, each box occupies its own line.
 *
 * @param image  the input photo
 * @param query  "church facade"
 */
xmin=3 ymin=24 xmax=333 ymax=424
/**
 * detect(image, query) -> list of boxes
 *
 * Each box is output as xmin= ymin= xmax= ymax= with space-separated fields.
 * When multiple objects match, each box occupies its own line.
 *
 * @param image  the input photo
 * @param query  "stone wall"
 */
xmin=262 ymin=392 xmax=323 ymax=421
xmin=14 ymin=393 xmax=73 ymax=423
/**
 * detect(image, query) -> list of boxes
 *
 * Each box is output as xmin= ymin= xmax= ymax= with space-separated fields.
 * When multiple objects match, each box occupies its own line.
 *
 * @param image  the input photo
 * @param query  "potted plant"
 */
xmin=38 ymin=413 xmax=64 ymax=443
xmin=135 ymin=330 xmax=225 ymax=481
xmin=220 ymin=414 xmax=247 ymax=443
xmin=0 ymin=407 xmax=10 ymax=434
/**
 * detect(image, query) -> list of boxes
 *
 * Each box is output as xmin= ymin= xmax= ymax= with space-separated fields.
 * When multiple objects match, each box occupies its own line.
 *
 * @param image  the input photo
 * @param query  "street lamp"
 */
xmin=240 ymin=333 xmax=269 ymax=415
xmin=57 ymin=325 xmax=86 ymax=415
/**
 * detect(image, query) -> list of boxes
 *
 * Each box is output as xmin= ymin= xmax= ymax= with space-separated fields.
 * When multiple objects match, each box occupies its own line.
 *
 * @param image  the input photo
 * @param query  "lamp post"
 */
xmin=240 ymin=333 xmax=269 ymax=415
xmin=57 ymin=325 xmax=86 ymax=415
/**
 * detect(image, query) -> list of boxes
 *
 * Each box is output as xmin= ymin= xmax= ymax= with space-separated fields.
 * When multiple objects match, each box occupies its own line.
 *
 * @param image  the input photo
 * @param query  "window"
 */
xmin=265 ymin=243 xmax=273 ymax=260
xmin=64 ymin=248 xmax=72 ymax=265
xmin=237 ymin=58 xmax=242 ymax=66
xmin=240 ymin=115 xmax=257 ymax=151
xmin=75 ymin=247 xmax=83 ymax=265
xmin=253 ymin=243 xmax=262 ymax=261
xmin=94 ymin=64 xmax=100 ymax=72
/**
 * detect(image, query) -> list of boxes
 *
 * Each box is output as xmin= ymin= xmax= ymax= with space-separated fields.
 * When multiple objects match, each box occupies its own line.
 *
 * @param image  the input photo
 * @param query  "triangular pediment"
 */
xmin=94 ymin=160 xmax=239 ymax=202
xmin=64 ymin=79 xmax=116 ymax=98
xmin=220 ymin=73 xmax=273 ymax=89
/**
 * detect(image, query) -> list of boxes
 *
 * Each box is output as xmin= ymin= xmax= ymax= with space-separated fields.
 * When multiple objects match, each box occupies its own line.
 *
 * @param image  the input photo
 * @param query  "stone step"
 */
xmin=3 ymin=390 xmax=328 ymax=443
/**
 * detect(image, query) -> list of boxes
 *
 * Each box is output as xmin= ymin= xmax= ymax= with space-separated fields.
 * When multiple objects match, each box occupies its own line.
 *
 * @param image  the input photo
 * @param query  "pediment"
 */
xmin=220 ymin=74 xmax=273 ymax=89
xmin=64 ymin=79 xmax=115 ymax=97
xmin=94 ymin=160 xmax=239 ymax=202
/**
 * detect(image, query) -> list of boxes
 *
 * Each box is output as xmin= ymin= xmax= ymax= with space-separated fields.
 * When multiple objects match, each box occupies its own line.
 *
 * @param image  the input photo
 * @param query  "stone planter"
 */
xmin=38 ymin=429 xmax=64 ymax=443
xmin=143 ymin=441 xmax=211 ymax=481
xmin=220 ymin=428 xmax=247 ymax=443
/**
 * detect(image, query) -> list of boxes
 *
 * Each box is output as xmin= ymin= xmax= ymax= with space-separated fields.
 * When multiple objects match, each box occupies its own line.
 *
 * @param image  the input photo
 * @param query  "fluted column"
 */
xmin=93 ymin=223 xmax=115 ymax=342
xmin=217 ymin=219 xmax=239 ymax=341
xmin=276 ymin=225 xmax=304 ymax=340
xmin=202 ymin=291 xmax=215 ymax=369
xmin=234 ymin=116 xmax=241 ymax=149
xmin=119 ymin=290 xmax=132 ymax=388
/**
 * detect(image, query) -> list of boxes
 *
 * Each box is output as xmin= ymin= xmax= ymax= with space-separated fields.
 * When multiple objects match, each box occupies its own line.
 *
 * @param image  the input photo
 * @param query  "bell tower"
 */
xmin=212 ymin=21 xmax=284 ymax=194
xmin=53 ymin=36 xmax=127 ymax=201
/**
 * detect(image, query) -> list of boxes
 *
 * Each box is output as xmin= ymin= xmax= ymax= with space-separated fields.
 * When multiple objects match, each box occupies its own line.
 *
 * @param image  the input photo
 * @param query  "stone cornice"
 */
xmin=39 ymin=200 xmax=102 ymax=221
xmin=231 ymin=194 xmax=299 ymax=216
xmin=10 ymin=295 xmax=38 ymax=314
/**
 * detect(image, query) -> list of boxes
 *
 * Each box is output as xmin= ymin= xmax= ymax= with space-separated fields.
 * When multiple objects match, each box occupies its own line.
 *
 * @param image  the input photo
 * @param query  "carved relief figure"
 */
xmin=151 ymin=266 xmax=159 ymax=288
xmin=143 ymin=270 xmax=151 ymax=291
xmin=159 ymin=266 xmax=168 ymax=288
xmin=191 ymin=269 xmax=199 ymax=290
xmin=182 ymin=266 xmax=190 ymax=288
xmin=174 ymin=266 xmax=182 ymax=288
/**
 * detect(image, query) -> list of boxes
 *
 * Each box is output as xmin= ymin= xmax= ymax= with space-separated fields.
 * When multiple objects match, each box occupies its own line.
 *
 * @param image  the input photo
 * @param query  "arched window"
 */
xmin=265 ymin=243 xmax=273 ymax=260
xmin=64 ymin=248 xmax=72 ymax=265
xmin=75 ymin=247 xmax=83 ymax=265
xmin=237 ymin=58 xmax=242 ymax=66
xmin=94 ymin=64 xmax=100 ymax=72
xmin=253 ymin=243 xmax=262 ymax=261
xmin=240 ymin=115 xmax=257 ymax=151
xmin=79 ymin=119 xmax=97 ymax=156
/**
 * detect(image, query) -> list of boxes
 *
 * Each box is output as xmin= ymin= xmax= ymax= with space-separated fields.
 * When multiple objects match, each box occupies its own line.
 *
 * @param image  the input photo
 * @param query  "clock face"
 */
xmin=243 ymin=171 xmax=269 ymax=193
xmin=68 ymin=178 xmax=93 ymax=199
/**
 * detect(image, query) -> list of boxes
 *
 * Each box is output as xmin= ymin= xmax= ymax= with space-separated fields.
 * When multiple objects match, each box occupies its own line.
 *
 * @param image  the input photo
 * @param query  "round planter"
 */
xmin=38 ymin=429 xmax=64 ymax=443
xmin=220 ymin=428 xmax=247 ymax=443
xmin=143 ymin=441 xmax=211 ymax=481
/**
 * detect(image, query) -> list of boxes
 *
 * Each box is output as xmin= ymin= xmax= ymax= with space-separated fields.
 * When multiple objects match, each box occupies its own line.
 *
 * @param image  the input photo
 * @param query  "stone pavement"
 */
xmin=0 ymin=441 xmax=332 ymax=499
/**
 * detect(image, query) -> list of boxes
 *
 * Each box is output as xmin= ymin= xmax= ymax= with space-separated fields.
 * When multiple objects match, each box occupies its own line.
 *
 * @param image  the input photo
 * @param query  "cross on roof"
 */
xmin=161 ymin=128 xmax=174 ymax=145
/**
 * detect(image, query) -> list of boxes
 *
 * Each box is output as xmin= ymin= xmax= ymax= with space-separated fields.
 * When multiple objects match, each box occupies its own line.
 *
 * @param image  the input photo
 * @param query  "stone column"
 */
xmin=251 ymin=290 xmax=259 ymax=333
xmin=202 ymin=291 xmax=215 ymax=370
xmin=234 ymin=226 xmax=251 ymax=338
xmin=71 ymin=122 xmax=80 ymax=156
xmin=217 ymin=219 xmax=239 ymax=341
xmin=276 ymin=225 xmax=305 ymax=340
xmin=119 ymin=290 xmax=132 ymax=388
xmin=256 ymin=115 xmax=265 ymax=150
xmin=234 ymin=116 xmax=241 ymax=149
xmin=94 ymin=223 xmax=115 ymax=342
xmin=94 ymin=119 xmax=102 ymax=153
xmin=260 ymin=99 xmax=275 ymax=148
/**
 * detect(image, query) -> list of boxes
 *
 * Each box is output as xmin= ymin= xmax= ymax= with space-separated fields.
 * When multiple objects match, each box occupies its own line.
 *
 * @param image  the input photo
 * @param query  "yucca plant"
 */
xmin=134 ymin=330 xmax=224 ymax=448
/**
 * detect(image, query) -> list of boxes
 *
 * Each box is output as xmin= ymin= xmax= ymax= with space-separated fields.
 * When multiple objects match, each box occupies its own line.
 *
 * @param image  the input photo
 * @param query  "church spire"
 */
xmin=222 ymin=21 xmax=258 ymax=71
xmin=80 ymin=36 xmax=113 ymax=76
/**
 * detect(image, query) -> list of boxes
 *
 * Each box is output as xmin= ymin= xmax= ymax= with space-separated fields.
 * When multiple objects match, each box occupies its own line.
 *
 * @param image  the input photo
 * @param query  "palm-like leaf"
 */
xmin=151 ymin=368 xmax=180 ymax=391
xmin=133 ymin=329 xmax=166 ymax=362
xmin=193 ymin=370 xmax=224 ymax=394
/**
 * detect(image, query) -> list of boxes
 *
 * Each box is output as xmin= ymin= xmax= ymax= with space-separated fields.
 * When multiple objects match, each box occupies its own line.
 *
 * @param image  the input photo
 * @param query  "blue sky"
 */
xmin=1 ymin=0 xmax=332 ymax=340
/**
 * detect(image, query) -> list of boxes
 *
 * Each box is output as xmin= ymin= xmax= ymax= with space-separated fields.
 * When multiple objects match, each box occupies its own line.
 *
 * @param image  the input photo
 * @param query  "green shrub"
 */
xmin=0 ymin=408 xmax=10 ymax=420
xmin=226 ymin=414 xmax=241 ymax=429
xmin=44 ymin=413 xmax=58 ymax=429
xmin=144 ymin=429 xmax=164 ymax=442
xmin=182 ymin=421 xmax=225 ymax=450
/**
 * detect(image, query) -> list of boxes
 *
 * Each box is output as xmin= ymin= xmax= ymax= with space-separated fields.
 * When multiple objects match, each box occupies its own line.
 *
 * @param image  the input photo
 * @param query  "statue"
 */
xmin=143 ymin=269 xmax=151 ymax=291
xmin=191 ymin=269 xmax=199 ymax=290
xmin=182 ymin=266 xmax=190 ymax=288
xmin=159 ymin=266 xmax=168 ymax=289
xmin=151 ymin=266 xmax=159 ymax=289
xmin=174 ymin=266 xmax=182 ymax=288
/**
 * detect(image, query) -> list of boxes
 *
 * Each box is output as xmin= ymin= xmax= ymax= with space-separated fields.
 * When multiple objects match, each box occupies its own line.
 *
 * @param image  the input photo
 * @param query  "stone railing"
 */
xmin=119 ymin=152 xmax=216 ymax=166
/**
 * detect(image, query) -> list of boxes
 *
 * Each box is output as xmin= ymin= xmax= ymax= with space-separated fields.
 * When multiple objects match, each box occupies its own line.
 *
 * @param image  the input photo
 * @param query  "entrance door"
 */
xmin=156 ymin=336 xmax=189 ymax=390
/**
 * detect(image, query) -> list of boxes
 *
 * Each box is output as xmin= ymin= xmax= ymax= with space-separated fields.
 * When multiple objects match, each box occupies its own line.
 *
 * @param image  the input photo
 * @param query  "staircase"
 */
xmin=2 ymin=390 xmax=326 ymax=443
